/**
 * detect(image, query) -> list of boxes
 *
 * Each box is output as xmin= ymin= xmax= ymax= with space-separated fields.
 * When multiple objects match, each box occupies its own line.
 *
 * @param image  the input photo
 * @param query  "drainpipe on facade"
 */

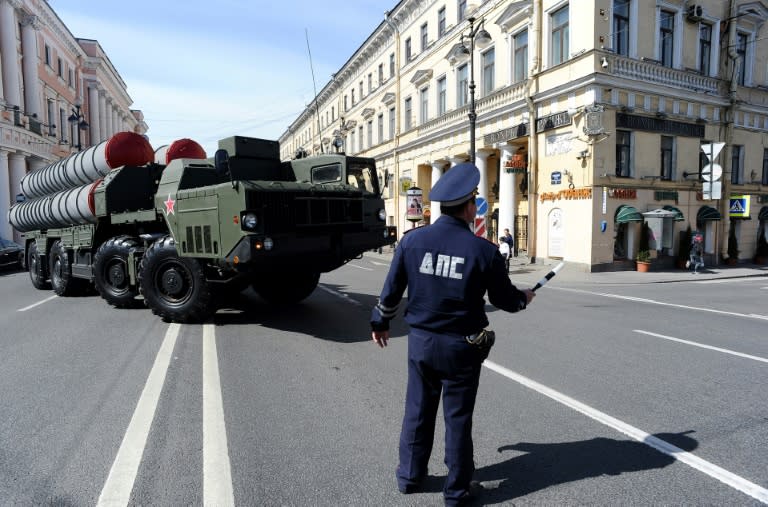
xmin=720 ymin=0 xmax=739 ymax=265
xmin=525 ymin=0 xmax=542 ymax=263
xmin=385 ymin=11 xmax=402 ymax=237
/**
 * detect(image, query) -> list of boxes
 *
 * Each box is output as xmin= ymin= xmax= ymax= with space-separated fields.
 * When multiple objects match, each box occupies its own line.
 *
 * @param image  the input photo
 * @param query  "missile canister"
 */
xmin=154 ymin=138 xmax=207 ymax=164
xmin=19 ymin=131 xmax=154 ymax=199
xmin=9 ymin=179 xmax=101 ymax=232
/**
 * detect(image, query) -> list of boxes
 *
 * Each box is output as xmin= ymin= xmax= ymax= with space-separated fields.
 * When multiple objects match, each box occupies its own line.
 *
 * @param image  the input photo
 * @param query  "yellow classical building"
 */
xmin=280 ymin=0 xmax=768 ymax=271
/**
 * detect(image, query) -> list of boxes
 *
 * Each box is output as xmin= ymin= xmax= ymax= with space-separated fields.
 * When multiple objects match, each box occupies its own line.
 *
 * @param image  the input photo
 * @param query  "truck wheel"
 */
xmin=253 ymin=271 xmax=320 ymax=304
xmin=139 ymin=236 xmax=213 ymax=323
xmin=27 ymin=240 xmax=50 ymax=290
xmin=49 ymin=240 xmax=88 ymax=296
xmin=94 ymin=236 xmax=141 ymax=308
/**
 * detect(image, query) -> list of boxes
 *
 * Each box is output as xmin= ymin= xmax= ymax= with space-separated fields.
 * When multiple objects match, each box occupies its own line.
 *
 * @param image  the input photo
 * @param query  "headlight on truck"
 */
xmin=377 ymin=209 xmax=386 ymax=221
xmin=242 ymin=212 xmax=258 ymax=230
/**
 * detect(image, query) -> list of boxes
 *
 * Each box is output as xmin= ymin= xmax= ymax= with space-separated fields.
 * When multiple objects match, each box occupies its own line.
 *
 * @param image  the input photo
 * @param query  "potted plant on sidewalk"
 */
xmin=636 ymin=222 xmax=652 ymax=272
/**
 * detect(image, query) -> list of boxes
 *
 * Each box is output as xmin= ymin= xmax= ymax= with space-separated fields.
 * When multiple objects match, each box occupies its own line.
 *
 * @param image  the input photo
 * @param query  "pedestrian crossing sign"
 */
xmin=729 ymin=195 xmax=750 ymax=217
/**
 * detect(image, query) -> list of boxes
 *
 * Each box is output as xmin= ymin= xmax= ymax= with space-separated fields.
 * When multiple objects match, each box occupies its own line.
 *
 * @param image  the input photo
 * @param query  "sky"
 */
xmin=49 ymin=0 xmax=397 ymax=156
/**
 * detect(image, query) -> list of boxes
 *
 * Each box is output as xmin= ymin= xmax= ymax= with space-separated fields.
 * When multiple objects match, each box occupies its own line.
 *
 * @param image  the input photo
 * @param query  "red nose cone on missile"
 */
xmin=104 ymin=132 xmax=155 ymax=168
xmin=165 ymin=138 xmax=207 ymax=163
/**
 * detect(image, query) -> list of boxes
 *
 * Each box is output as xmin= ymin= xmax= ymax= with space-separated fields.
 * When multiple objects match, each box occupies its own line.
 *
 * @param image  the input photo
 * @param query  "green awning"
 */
xmin=759 ymin=206 xmax=768 ymax=221
xmin=615 ymin=205 xmax=643 ymax=223
xmin=662 ymin=205 xmax=684 ymax=221
xmin=697 ymin=205 xmax=722 ymax=222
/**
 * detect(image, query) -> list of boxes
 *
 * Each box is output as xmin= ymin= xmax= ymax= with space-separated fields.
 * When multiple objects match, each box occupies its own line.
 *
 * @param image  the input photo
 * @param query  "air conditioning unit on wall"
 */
xmin=686 ymin=3 xmax=705 ymax=22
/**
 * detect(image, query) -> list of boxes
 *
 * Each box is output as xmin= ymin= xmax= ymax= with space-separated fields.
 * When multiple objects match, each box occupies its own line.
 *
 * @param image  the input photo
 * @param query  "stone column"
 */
xmin=475 ymin=149 xmax=495 ymax=238
xmin=8 ymin=152 xmax=26 ymax=242
xmin=497 ymin=143 xmax=517 ymax=244
xmin=0 ymin=150 xmax=11 ymax=239
xmin=429 ymin=160 xmax=447 ymax=223
xmin=112 ymin=107 xmax=119 ymax=135
xmin=20 ymin=15 xmax=40 ymax=118
xmin=0 ymin=0 xmax=21 ymax=108
xmin=98 ymin=93 xmax=107 ymax=141
xmin=88 ymin=85 xmax=101 ymax=143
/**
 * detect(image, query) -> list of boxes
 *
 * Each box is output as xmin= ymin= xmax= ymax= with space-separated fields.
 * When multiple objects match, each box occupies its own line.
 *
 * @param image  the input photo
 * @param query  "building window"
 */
xmin=421 ymin=23 xmax=428 ymax=52
xmin=420 ymin=87 xmax=429 ymax=124
xmin=762 ymin=148 xmax=768 ymax=184
xmin=47 ymin=99 xmax=55 ymax=137
xmin=389 ymin=106 xmax=396 ymax=139
xmin=458 ymin=0 xmax=467 ymax=21
xmin=731 ymin=145 xmax=743 ymax=184
xmin=358 ymin=125 xmax=364 ymax=151
xmin=736 ymin=32 xmax=748 ymax=86
xmin=349 ymin=131 xmax=355 ymax=154
xmin=378 ymin=63 xmax=384 ymax=84
xmin=551 ymin=6 xmax=569 ymax=66
xmin=368 ymin=73 xmax=373 ymax=93
xmin=68 ymin=69 xmax=73 ymax=87
xmin=367 ymin=120 xmax=373 ymax=147
xmin=660 ymin=9 xmax=674 ymax=67
xmin=359 ymin=81 xmax=364 ymax=98
xmin=513 ymin=30 xmax=528 ymax=83
xmin=616 ymin=130 xmax=631 ymax=177
xmin=44 ymin=44 xmax=51 ymax=66
xmin=457 ymin=63 xmax=468 ymax=107
xmin=390 ymin=53 xmax=395 ymax=77
xmin=404 ymin=97 xmax=412 ymax=130
xmin=405 ymin=37 xmax=412 ymax=61
xmin=57 ymin=57 xmax=63 ymax=77
xmin=481 ymin=48 xmax=494 ymax=95
xmin=378 ymin=113 xmax=384 ymax=143
xmin=660 ymin=136 xmax=674 ymax=180
xmin=699 ymin=23 xmax=712 ymax=76
xmin=344 ymin=95 xmax=348 ymax=111
xmin=437 ymin=76 xmax=447 ymax=116
xmin=613 ymin=0 xmax=630 ymax=56
xmin=351 ymin=89 xmax=356 ymax=105
xmin=438 ymin=7 xmax=447 ymax=37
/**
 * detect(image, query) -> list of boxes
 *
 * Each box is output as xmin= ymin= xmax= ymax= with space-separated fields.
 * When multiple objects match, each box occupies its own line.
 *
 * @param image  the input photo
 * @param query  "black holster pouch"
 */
xmin=465 ymin=329 xmax=496 ymax=349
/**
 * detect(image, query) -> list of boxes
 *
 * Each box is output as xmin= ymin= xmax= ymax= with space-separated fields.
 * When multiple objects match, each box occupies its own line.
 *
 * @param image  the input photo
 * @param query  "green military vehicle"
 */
xmin=10 ymin=134 xmax=396 ymax=322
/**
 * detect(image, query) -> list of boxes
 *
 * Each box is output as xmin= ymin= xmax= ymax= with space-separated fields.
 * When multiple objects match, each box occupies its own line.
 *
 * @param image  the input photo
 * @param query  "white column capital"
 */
xmin=20 ymin=14 xmax=40 ymax=29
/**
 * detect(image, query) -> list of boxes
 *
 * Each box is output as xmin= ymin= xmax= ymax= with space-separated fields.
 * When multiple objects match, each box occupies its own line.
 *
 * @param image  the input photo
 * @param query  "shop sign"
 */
xmin=399 ymin=177 xmax=413 ymax=195
xmin=536 ymin=111 xmax=572 ymax=132
xmin=654 ymin=190 xmax=679 ymax=202
xmin=608 ymin=188 xmax=637 ymax=199
xmin=483 ymin=123 xmax=529 ymax=145
xmin=540 ymin=188 xmax=593 ymax=202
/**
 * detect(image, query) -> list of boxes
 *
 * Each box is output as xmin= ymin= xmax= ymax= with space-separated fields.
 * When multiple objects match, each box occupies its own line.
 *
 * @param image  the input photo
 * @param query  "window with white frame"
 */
xmin=378 ymin=113 xmax=384 ymax=143
xmin=551 ymin=5 xmax=569 ymax=66
xmin=457 ymin=63 xmax=468 ymax=107
xmin=404 ymin=97 xmax=412 ymax=130
xmin=359 ymin=125 xmax=364 ymax=151
xmin=481 ymin=48 xmax=495 ymax=95
xmin=513 ymin=30 xmax=528 ymax=83
xmin=616 ymin=130 xmax=631 ymax=177
xmin=405 ymin=37 xmax=412 ymax=61
xmin=731 ymin=144 xmax=743 ymax=184
xmin=660 ymin=136 xmax=674 ymax=180
xmin=659 ymin=9 xmax=675 ymax=67
xmin=390 ymin=53 xmax=395 ymax=77
xmin=47 ymin=99 xmax=55 ymax=137
xmin=378 ymin=63 xmax=384 ymax=85
xmin=437 ymin=76 xmax=447 ymax=116
xmin=367 ymin=120 xmax=373 ymax=147
xmin=699 ymin=23 xmax=712 ymax=76
xmin=421 ymin=23 xmax=428 ymax=52
xmin=438 ymin=7 xmax=446 ymax=37
xmin=389 ymin=106 xmax=396 ymax=139
xmin=458 ymin=0 xmax=467 ymax=22
xmin=613 ymin=0 xmax=630 ymax=56
xmin=420 ymin=87 xmax=429 ymax=124
xmin=736 ymin=32 xmax=748 ymax=86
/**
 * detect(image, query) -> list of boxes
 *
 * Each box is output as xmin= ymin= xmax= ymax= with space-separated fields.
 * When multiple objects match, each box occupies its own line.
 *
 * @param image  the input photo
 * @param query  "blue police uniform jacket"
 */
xmin=371 ymin=214 xmax=528 ymax=335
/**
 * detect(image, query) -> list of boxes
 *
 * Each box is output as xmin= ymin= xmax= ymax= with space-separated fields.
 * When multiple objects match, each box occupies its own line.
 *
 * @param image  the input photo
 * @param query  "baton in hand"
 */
xmin=531 ymin=262 xmax=565 ymax=292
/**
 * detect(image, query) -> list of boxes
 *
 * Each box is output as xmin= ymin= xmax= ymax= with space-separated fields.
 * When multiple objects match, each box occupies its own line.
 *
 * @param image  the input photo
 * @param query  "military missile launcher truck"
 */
xmin=11 ymin=134 xmax=396 ymax=322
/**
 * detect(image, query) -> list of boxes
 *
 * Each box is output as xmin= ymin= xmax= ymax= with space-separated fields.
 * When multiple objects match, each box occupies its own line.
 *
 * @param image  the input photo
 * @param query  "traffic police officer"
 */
xmin=371 ymin=162 xmax=535 ymax=506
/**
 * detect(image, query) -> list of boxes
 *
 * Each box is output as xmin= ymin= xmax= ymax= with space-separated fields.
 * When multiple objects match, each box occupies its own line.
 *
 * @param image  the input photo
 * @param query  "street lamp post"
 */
xmin=68 ymin=101 xmax=89 ymax=151
xmin=446 ymin=15 xmax=492 ymax=165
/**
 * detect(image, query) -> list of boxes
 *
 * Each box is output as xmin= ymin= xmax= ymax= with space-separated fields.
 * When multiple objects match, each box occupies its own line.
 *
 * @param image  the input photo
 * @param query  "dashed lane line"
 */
xmin=97 ymin=323 xmax=180 ymax=506
xmin=483 ymin=360 xmax=768 ymax=504
xmin=317 ymin=284 xmax=365 ymax=307
xmin=17 ymin=295 xmax=57 ymax=312
xmin=634 ymin=329 xmax=768 ymax=364
xmin=203 ymin=324 xmax=235 ymax=506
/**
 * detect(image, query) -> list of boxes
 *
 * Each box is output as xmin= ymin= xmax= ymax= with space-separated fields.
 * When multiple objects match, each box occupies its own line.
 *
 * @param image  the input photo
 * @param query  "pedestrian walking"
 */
xmin=502 ymin=228 xmax=514 ymax=256
xmin=370 ymin=162 xmax=536 ymax=506
xmin=498 ymin=237 xmax=510 ymax=273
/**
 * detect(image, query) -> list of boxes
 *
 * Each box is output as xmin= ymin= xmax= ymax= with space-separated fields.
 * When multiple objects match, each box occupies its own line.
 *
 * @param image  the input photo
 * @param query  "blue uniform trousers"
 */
xmin=397 ymin=327 xmax=488 ymax=505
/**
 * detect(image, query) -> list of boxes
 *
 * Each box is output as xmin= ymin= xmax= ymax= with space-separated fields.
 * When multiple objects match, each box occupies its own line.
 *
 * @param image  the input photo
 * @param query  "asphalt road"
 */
xmin=0 ymin=257 xmax=766 ymax=506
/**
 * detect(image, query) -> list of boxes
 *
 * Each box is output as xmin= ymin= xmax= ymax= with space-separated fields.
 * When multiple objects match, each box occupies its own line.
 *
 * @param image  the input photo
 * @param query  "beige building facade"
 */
xmin=280 ymin=0 xmax=768 ymax=271
xmin=1 ymin=0 xmax=146 ymax=242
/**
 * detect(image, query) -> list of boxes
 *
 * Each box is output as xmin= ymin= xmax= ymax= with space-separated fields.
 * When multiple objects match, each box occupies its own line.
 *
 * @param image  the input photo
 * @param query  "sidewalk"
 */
xmin=364 ymin=248 xmax=768 ymax=286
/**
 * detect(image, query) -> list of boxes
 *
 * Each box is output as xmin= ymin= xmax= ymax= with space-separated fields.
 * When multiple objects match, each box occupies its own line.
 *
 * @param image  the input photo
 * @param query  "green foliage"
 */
xmin=678 ymin=225 xmax=692 ymax=262
xmin=636 ymin=249 xmax=651 ymax=262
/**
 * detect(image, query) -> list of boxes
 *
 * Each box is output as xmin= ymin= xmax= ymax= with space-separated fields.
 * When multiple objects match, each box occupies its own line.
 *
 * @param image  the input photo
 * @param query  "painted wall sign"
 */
xmin=536 ymin=111 xmax=572 ymax=132
xmin=540 ymin=188 xmax=593 ymax=202
xmin=616 ymin=113 xmax=704 ymax=138
xmin=608 ymin=188 xmax=637 ymax=199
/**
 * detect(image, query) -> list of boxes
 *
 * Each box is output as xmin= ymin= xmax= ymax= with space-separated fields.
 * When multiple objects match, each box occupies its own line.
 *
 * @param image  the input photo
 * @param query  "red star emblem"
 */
xmin=164 ymin=194 xmax=175 ymax=215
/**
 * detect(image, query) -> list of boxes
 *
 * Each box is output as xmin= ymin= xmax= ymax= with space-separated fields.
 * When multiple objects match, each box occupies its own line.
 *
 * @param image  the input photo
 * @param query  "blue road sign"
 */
xmin=475 ymin=196 xmax=488 ymax=217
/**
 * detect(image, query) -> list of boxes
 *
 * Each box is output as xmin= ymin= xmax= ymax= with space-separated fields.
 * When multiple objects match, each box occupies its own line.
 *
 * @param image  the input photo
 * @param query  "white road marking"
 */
xmin=634 ymin=330 xmax=768 ymax=364
xmin=97 ymin=324 xmax=181 ymax=507
xmin=17 ymin=295 xmax=57 ymax=312
xmin=483 ymin=360 xmax=768 ymax=504
xmin=317 ymin=284 xmax=365 ymax=307
xmin=347 ymin=263 xmax=373 ymax=271
xmin=555 ymin=287 xmax=768 ymax=321
xmin=203 ymin=324 xmax=235 ymax=506
xmin=369 ymin=260 xmax=388 ymax=266
xmin=694 ymin=278 xmax=768 ymax=284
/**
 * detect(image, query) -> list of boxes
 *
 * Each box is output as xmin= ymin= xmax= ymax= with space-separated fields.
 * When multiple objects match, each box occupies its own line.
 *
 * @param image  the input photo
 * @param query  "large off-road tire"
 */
xmin=138 ymin=236 xmax=213 ymax=323
xmin=49 ymin=240 xmax=88 ymax=296
xmin=27 ymin=240 xmax=50 ymax=290
xmin=252 ymin=271 xmax=320 ymax=304
xmin=94 ymin=236 xmax=141 ymax=308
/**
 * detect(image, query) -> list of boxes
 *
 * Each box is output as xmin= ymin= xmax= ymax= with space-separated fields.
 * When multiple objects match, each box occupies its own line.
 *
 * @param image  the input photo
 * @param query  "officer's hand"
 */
xmin=372 ymin=330 xmax=389 ymax=348
xmin=523 ymin=289 xmax=536 ymax=305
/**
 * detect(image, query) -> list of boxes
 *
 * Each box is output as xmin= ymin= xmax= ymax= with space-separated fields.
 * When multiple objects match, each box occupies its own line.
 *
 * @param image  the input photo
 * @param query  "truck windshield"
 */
xmin=312 ymin=163 xmax=342 ymax=184
xmin=347 ymin=162 xmax=378 ymax=194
